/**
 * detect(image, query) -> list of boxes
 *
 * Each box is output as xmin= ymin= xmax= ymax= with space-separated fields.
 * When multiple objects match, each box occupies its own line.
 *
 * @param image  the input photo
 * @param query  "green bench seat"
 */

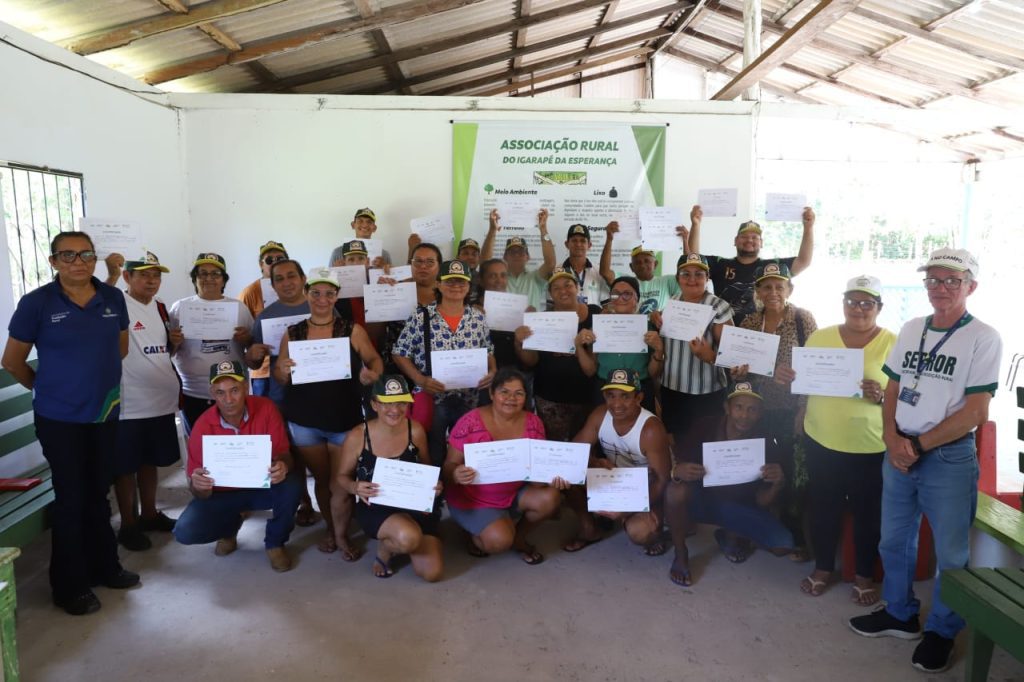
xmin=941 ymin=567 xmax=1024 ymax=682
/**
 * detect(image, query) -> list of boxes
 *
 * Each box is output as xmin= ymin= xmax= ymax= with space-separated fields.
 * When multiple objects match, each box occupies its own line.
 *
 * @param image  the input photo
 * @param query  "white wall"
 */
xmin=177 ymin=94 xmax=757 ymax=297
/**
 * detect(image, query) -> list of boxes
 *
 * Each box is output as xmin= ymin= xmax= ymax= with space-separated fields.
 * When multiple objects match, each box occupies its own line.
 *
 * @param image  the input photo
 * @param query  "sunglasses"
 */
xmin=263 ymin=254 xmax=287 ymax=266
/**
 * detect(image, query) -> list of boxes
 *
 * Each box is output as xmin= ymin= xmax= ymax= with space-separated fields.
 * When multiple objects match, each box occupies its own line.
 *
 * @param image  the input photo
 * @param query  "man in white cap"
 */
xmin=849 ymin=247 xmax=1002 ymax=674
xmin=480 ymin=208 xmax=556 ymax=310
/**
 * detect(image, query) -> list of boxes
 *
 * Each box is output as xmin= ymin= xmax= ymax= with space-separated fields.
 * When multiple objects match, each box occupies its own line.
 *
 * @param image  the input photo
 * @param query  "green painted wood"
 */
xmin=0 ymin=547 xmax=20 ymax=682
xmin=974 ymin=493 xmax=1024 ymax=555
xmin=1002 ymin=566 xmax=1024 ymax=591
xmin=941 ymin=568 xmax=1024 ymax=663
xmin=0 ymin=393 xmax=32 ymax=424
xmin=0 ymin=363 xmax=35 ymax=390
xmin=0 ymin=425 xmax=37 ymax=460
xmin=0 ymin=495 xmax=52 ymax=548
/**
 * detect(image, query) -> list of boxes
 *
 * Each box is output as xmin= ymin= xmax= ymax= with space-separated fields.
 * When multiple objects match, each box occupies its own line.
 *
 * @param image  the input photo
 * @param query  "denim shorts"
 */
xmin=287 ymin=422 xmax=347 ymax=447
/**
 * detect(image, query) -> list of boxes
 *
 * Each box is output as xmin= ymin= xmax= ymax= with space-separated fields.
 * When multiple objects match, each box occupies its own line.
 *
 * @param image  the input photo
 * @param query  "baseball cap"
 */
xmin=845 ymin=274 xmax=882 ymax=298
xmin=210 ymin=360 xmax=246 ymax=384
xmin=458 ymin=238 xmax=481 ymax=252
xmin=372 ymin=375 xmax=414 ymax=404
xmin=353 ymin=208 xmax=376 ymax=222
xmin=566 ymin=224 xmax=591 ymax=241
xmin=631 ymin=245 xmax=655 ymax=259
xmin=504 ymin=237 xmax=529 ymax=252
xmin=547 ymin=266 xmax=576 ymax=286
xmin=917 ymin=247 xmax=979 ymax=278
xmin=676 ymin=253 xmax=710 ymax=272
xmin=754 ymin=261 xmax=791 ymax=283
xmin=125 ymin=250 xmax=170 ymax=273
xmin=727 ymin=381 xmax=762 ymax=401
xmin=258 ymin=240 xmax=287 ymax=257
xmin=193 ymin=252 xmax=226 ymax=270
xmin=737 ymin=220 xmax=762 ymax=236
xmin=342 ymin=240 xmax=368 ymax=257
xmin=439 ymin=259 xmax=472 ymax=282
xmin=306 ymin=267 xmax=340 ymax=288
xmin=601 ymin=368 xmax=642 ymax=393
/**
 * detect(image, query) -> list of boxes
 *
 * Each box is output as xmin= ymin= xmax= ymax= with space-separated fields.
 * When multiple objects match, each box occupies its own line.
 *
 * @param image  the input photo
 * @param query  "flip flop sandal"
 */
xmin=373 ymin=556 xmax=394 ymax=579
xmin=339 ymin=545 xmax=364 ymax=562
xmin=518 ymin=548 xmax=545 ymax=566
xmin=467 ymin=544 xmax=489 ymax=558
xmin=562 ymin=535 xmax=602 ymax=553
xmin=644 ymin=540 xmax=669 ymax=557
xmin=801 ymin=576 xmax=828 ymax=596
xmin=294 ymin=505 xmax=318 ymax=527
xmin=851 ymin=585 xmax=880 ymax=606
xmin=714 ymin=529 xmax=753 ymax=564
xmin=669 ymin=567 xmax=693 ymax=587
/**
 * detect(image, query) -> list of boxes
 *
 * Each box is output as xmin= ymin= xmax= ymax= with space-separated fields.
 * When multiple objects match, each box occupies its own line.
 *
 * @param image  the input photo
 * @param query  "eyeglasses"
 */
xmin=411 ymin=258 xmax=438 ymax=267
xmin=52 ymin=250 xmax=97 ymax=263
xmin=609 ymin=290 xmax=636 ymax=300
xmin=843 ymin=298 xmax=879 ymax=310
xmin=197 ymin=271 xmax=224 ymax=279
xmin=923 ymin=277 xmax=966 ymax=290
xmin=308 ymin=289 xmax=338 ymax=299
xmin=263 ymin=255 xmax=287 ymax=266
xmin=440 ymin=279 xmax=469 ymax=287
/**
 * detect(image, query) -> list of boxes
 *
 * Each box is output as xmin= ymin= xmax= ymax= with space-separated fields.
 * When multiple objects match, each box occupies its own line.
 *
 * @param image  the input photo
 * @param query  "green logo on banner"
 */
xmin=533 ymin=170 xmax=588 ymax=186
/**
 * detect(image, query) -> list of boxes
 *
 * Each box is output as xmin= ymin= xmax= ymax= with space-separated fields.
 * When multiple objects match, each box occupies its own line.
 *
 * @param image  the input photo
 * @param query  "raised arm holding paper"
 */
xmin=481 ymin=208 xmax=555 ymax=311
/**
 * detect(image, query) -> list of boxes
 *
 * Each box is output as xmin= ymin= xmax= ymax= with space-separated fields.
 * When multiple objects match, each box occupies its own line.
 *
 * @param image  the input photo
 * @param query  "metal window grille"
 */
xmin=0 ymin=162 xmax=85 ymax=299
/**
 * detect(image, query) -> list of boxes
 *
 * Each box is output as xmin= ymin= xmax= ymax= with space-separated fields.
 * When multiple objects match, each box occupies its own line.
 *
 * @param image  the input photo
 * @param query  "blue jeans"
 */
xmin=173 ymin=471 xmax=304 ymax=549
xmin=428 ymin=393 xmax=472 ymax=466
xmin=689 ymin=485 xmax=793 ymax=550
xmin=251 ymin=378 xmax=270 ymax=397
xmin=879 ymin=433 xmax=977 ymax=639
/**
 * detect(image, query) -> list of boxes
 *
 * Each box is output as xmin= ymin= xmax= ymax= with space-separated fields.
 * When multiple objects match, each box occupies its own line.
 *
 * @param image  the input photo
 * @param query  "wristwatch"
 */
xmin=541 ymin=233 xmax=552 ymax=243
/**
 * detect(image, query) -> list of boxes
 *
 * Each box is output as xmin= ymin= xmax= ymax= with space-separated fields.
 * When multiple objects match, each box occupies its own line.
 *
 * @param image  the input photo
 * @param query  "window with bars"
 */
xmin=0 ymin=162 xmax=85 ymax=300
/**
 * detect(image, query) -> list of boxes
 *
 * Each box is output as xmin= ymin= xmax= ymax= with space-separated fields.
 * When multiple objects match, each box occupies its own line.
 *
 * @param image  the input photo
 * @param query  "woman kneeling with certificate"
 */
xmin=443 ymin=368 xmax=570 ymax=565
xmin=334 ymin=376 xmax=443 ymax=580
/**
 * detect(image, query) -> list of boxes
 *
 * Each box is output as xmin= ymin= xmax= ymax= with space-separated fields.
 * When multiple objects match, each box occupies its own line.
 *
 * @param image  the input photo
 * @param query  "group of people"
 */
xmin=1 ymin=204 xmax=1000 ymax=675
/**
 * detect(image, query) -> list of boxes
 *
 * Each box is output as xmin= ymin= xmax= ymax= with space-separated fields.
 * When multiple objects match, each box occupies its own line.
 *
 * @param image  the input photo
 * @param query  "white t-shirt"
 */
xmin=882 ymin=314 xmax=1002 ymax=435
xmin=121 ymin=296 xmax=181 ymax=419
xmin=598 ymin=407 xmax=655 ymax=468
xmin=169 ymin=295 xmax=254 ymax=398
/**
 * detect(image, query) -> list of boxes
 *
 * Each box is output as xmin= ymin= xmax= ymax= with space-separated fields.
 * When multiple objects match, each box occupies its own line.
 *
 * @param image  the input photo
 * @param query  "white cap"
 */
xmin=917 ymin=248 xmax=979 ymax=278
xmin=306 ymin=266 xmax=340 ymax=288
xmin=845 ymin=274 xmax=881 ymax=298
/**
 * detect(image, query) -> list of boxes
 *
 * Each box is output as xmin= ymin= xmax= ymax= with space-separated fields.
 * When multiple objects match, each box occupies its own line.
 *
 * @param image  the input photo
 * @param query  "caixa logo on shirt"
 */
xmin=143 ymin=345 xmax=169 ymax=355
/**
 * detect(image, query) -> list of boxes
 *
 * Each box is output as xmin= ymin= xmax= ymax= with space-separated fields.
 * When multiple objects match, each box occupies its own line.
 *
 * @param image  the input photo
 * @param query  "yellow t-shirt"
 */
xmin=802 ymin=325 xmax=897 ymax=453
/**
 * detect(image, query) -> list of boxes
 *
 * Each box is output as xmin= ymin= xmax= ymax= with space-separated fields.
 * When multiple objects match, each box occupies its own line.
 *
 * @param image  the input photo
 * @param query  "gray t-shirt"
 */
xmin=168 ymin=295 xmax=254 ymax=399
xmin=252 ymin=299 xmax=311 ymax=406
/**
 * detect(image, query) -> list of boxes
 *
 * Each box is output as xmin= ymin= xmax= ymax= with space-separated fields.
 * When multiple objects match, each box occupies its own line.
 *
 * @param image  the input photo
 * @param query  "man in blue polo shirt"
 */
xmin=2 ymin=231 xmax=139 ymax=616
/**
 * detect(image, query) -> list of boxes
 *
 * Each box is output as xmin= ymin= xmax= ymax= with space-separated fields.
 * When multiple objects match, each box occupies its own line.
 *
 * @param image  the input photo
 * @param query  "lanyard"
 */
xmin=912 ymin=312 xmax=967 ymax=388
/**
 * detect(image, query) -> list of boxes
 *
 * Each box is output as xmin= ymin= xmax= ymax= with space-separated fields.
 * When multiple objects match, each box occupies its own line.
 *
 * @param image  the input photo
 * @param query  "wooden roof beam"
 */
xmin=512 ymin=0 xmax=533 ymax=71
xmin=579 ymin=1 xmax=618 ymax=67
xmin=712 ymin=0 xmax=861 ymax=101
xmin=351 ymin=0 xmax=411 ymax=95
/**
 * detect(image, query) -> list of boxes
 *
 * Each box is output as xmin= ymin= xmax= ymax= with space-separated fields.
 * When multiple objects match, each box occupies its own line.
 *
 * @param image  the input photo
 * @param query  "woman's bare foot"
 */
xmin=800 ymin=569 xmax=832 ymax=596
xmin=851 ymin=576 xmax=880 ymax=605
xmin=317 ymin=533 xmax=337 ymax=553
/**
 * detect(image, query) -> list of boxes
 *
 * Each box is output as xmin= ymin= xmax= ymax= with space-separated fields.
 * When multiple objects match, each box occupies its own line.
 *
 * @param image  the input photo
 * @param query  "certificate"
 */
xmin=697 ymin=188 xmax=738 ymax=217
xmin=716 ymin=325 xmax=780 ymax=377
xmin=363 ymin=282 xmax=417 ymax=323
xmin=289 ymin=337 xmax=352 ymax=385
xmin=368 ymin=265 xmax=412 ymax=283
xmin=260 ymin=313 xmax=308 ymax=355
xmin=202 ymin=435 xmax=271 ymax=489
xmin=484 ymin=290 xmax=529 ymax=332
xmin=496 ymin=196 xmax=540 ymax=229
xmin=370 ymin=457 xmax=439 ymax=513
xmin=611 ymin=212 xmax=641 ymax=241
xmin=80 ymin=218 xmax=142 ymax=258
xmin=464 ymin=439 xmax=532 ymax=484
xmin=410 ymin=213 xmax=454 ymax=247
xmin=260 ymin=278 xmax=278 ymax=306
xmin=521 ymin=311 xmax=578 ymax=354
xmin=361 ymin=238 xmax=384 ymax=262
xmin=660 ymin=300 xmax=716 ymax=342
xmin=586 ymin=467 xmax=650 ymax=512
xmin=431 ymin=348 xmax=488 ymax=390
xmin=592 ymin=314 xmax=647 ymax=354
xmin=639 ymin=207 xmax=684 ymax=252
xmin=329 ymin=265 xmax=368 ymax=299
xmin=791 ymin=347 xmax=864 ymax=398
xmin=765 ymin=193 xmax=807 ymax=221
xmin=179 ymin=300 xmax=239 ymax=340
xmin=702 ymin=438 xmax=765 ymax=487
xmin=527 ymin=440 xmax=589 ymax=485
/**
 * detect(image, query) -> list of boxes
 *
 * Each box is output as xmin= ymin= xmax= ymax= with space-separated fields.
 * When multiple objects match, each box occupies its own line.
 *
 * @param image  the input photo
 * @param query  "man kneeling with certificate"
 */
xmin=173 ymin=361 xmax=303 ymax=572
xmin=564 ymin=369 xmax=671 ymax=557
xmin=664 ymin=383 xmax=792 ymax=587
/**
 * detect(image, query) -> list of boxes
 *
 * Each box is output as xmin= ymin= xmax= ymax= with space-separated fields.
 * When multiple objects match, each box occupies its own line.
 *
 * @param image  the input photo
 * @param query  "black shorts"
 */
xmin=113 ymin=414 xmax=181 ymax=476
xmin=355 ymin=500 xmax=440 ymax=540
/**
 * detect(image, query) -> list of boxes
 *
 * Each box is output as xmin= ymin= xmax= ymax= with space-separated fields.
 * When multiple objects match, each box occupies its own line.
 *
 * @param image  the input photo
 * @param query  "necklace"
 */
xmin=308 ymin=317 xmax=334 ymax=327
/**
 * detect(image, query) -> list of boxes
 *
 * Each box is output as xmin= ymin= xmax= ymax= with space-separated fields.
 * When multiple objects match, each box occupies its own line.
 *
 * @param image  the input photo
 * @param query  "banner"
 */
xmin=453 ymin=122 xmax=667 ymax=273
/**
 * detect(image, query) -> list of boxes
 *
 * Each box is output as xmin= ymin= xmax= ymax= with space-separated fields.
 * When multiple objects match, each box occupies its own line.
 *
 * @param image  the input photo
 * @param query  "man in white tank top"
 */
xmin=562 ymin=369 xmax=671 ymax=556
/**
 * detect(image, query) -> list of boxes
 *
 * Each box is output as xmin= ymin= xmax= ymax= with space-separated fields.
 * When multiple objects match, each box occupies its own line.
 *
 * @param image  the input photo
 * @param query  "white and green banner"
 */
xmin=452 ymin=122 xmax=666 ymax=272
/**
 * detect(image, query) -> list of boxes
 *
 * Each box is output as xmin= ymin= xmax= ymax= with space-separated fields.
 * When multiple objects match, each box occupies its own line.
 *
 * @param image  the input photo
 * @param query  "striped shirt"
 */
xmin=661 ymin=292 xmax=732 ymax=394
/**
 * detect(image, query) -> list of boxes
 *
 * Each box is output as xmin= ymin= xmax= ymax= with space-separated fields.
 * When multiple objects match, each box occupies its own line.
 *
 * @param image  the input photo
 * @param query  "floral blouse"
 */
xmin=739 ymin=304 xmax=817 ymax=413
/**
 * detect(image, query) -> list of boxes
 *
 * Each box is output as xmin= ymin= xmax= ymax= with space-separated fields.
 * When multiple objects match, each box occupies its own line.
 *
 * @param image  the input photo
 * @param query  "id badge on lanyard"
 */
xmin=899 ymin=314 xmax=966 ymax=406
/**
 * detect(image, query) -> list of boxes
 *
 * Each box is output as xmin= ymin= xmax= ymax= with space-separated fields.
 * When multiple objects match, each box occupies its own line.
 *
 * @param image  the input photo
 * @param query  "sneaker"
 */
xmin=912 ymin=632 xmax=954 ymax=673
xmin=99 ymin=569 xmax=141 ymax=590
xmin=117 ymin=524 xmax=153 ymax=551
xmin=266 ymin=547 xmax=292 ymax=573
xmin=54 ymin=590 xmax=101 ymax=616
xmin=849 ymin=606 xmax=922 ymax=640
xmin=138 ymin=511 xmax=177 ymax=533
xmin=214 ymin=536 xmax=238 ymax=556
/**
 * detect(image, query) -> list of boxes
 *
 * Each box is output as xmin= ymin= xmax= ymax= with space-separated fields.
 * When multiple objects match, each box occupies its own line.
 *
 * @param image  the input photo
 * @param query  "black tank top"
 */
xmin=356 ymin=419 xmax=420 ymax=481
xmin=283 ymin=316 xmax=364 ymax=432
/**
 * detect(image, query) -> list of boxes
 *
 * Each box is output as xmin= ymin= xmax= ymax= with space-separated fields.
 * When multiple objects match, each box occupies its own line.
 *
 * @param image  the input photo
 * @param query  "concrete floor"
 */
xmin=13 ymin=474 xmax=1024 ymax=682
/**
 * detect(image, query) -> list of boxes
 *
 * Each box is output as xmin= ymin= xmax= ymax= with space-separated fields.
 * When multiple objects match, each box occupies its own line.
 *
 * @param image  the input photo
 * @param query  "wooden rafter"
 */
xmin=512 ymin=0 xmax=533 ymax=72
xmin=649 ymin=0 xmax=707 ymax=57
xmin=351 ymin=0 xmax=411 ymax=95
xmin=512 ymin=62 xmax=645 ymax=97
xmin=142 ymin=0 xmax=494 ymax=85
xmin=770 ymin=0 xmax=816 ymax=23
xmin=63 ymin=0 xmax=286 ymax=55
xmin=578 ymin=1 xmax=618 ymax=67
xmin=712 ymin=0 xmax=861 ymax=101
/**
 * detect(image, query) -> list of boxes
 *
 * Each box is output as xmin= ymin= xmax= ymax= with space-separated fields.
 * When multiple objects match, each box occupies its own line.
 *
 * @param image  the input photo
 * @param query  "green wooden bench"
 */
xmin=0 ymin=363 xmax=53 ymax=548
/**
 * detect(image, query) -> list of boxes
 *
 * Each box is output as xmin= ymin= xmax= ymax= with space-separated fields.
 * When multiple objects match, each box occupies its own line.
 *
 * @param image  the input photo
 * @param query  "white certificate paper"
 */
xmin=611 ymin=212 xmax=641 ymax=241
xmin=260 ymin=278 xmax=278 ymax=306
xmin=592 ymin=314 xmax=647 ymax=354
xmin=660 ymin=299 xmax=716 ymax=342
xmin=202 ymin=435 xmax=272 ymax=489
xmin=791 ymin=347 xmax=864 ymax=398
xmin=702 ymin=438 xmax=765 ymax=487
xmin=289 ymin=337 xmax=352 ymax=385
xmin=368 ymin=265 xmax=412 ymax=283
xmin=765 ymin=193 xmax=807 ymax=221
xmin=639 ymin=206 xmax=684 ymax=252
xmin=496 ymin=196 xmax=541 ymax=229
xmin=361 ymin=238 xmax=384 ymax=262
xmin=716 ymin=325 xmax=781 ymax=377
xmin=330 ymin=265 xmax=368 ymax=299
xmin=527 ymin=441 xmax=590 ymax=485
xmin=180 ymin=300 xmax=239 ymax=340
xmin=521 ymin=311 xmax=578 ymax=354
xmin=697 ymin=188 xmax=739 ymax=217
xmin=464 ymin=439 xmax=532 ymax=484
xmin=79 ymin=218 xmax=142 ymax=258
xmin=410 ymin=213 xmax=454 ymax=247
xmin=586 ymin=467 xmax=650 ymax=512
xmin=370 ymin=457 xmax=439 ymax=513
xmin=260 ymin=313 xmax=308 ymax=355
xmin=431 ymin=348 xmax=488 ymax=390
xmin=484 ymin=290 xmax=529 ymax=332
xmin=363 ymin=282 xmax=417 ymax=323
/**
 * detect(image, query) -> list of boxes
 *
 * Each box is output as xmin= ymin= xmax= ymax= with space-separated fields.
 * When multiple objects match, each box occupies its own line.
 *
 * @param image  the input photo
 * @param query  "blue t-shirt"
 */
xmin=8 ymin=276 xmax=129 ymax=423
xmin=251 ymin=299 xmax=310 ymax=406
